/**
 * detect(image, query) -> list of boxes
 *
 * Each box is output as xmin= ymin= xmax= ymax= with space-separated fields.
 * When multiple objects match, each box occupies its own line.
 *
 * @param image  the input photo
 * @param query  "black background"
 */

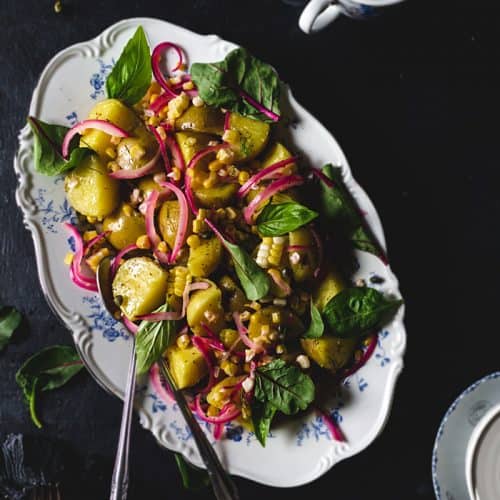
xmin=1 ymin=0 xmax=500 ymax=498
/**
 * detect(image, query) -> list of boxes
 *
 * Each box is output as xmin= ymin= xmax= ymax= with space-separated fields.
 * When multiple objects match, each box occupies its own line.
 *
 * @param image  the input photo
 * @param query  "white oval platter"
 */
xmin=14 ymin=17 xmax=406 ymax=488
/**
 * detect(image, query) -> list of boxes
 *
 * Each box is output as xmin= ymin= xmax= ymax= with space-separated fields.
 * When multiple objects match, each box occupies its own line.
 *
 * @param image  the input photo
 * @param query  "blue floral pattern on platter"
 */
xmin=90 ymin=59 xmax=114 ymax=100
xmin=82 ymin=295 xmax=128 ymax=342
xmin=34 ymin=188 xmax=77 ymax=233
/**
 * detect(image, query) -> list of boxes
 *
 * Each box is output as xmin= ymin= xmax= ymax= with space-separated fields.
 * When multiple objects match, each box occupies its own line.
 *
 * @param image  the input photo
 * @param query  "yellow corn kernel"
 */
xmin=222 ymin=129 xmax=240 ymax=145
xmin=86 ymin=247 xmax=110 ymax=272
xmin=156 ymin=125 xmax=167 ymax=141
xmin=216 ymin=148 xmax=235 ymax=165
xmin=225 ymin=207 xmax=237 ymax=220
xmin=176 ymin=333 xmax=191 ymax=350
xmin=167 ymin=92 xmax=190 ymax=121
xmin=202 ymin=172 xmax=218 ymax=189
xmin=157 ymin=241 xmax=168 ymax=253
xmin=122 ymin=203 xmax=134 ymax=217
xmin=192 ymin=96 xmax=204 ymax=107
xmin=248 ymin=301 xmax=261 ymax=311
xmin=275 ymin=344 xmax=286 ymax=355
xmin=148 ymin=116 xmax=160 ymax=126
xmin=215 ymin=208 xmax=226 ymax=218
xmin=172 ymin=266 xmax=191 ymax=297
xmin=271 ymin=311 xmax=281 ymax=324
xmin=220 ymin=360 xmax=239 ymax=377
xmin=260 ymin=324 xmax=270 ymax=337
xmin=170 ymin=166 xmax=182 ymax=182
xmin=136 ymin=234 xmax=151 ymax=250
xmin=263 ymin=237 xmax=273 ymax=245
xmin=207 ymin=405 xmax=219 ymax=417
xmin=130 ymin=144 xmax=146 ymax=160
xmin=208 ymin=160 xmax=224 ymax=172
xmin=64 ymin=252 xmax=74 ymax=266
xmin=238 ymin=170 xmax=250 ymax=185
xmin=83 ymin=230 xmax=98 ymax=242
xmin=182 ymin=80 xmax=194 ymax=90
xmin=86 ymin=216 xmax=97 ymax=224
xmin=105 ymin=147 xmax=116 ymax=159
xmin=192 ymin=219 xmax=206 ymax=234
xmin=107 ymin=161 xmax=120 ymax=172
xmin=186 ymin=234 xmax=201 ymax=248
xmin=149 ymin=93 xmax=159 ymax=105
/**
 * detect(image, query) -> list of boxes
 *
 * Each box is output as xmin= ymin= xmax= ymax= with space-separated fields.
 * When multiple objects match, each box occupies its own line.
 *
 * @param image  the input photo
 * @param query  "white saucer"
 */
xmin=432 ymin=372 xmax=500 ymax=499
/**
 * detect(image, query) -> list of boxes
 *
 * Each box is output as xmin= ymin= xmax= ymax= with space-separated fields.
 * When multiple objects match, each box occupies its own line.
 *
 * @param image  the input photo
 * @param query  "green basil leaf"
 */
xmin=16 ymin=345 xmax=84 ymax=428
xmin=106 ymin=26 xmax=151 ymax=105
xmin=256 ymin=202 xmax=318 ymax=236
xmin=302 ymin=300 xmax=324 ymax=339
xmin=135 ymin=303 xmax=179 ymax=375
xmin=254 ymin=359 xmax=315 ymax=415
xmin=191 ymin=47 xmax=282 ymax=123
xmin=323 ymin=287 xmax=403 ymax=338
xmin=174 ymin=454 xmax=210 ymax=491
xmin=0 ymin=306 xmax=22 ymax=351
xmin=318 ymin=164 xmax=386 ymax=263
xmin=28 ymin=117 xmax=90 ymax=176
xmin=251 ymin=401 xmax=277 ymax=447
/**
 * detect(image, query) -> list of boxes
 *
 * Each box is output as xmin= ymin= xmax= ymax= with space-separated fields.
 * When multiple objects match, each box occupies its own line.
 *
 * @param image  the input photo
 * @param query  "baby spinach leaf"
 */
xmin=318 ymin=164 xmax=387 ymax=263
xmin=0 ymin=306 xmax=22 ymax=352
xmin=302 ymin=300 xmax=324 ymax=339
xmin=256 ymin=202 xmax=318 ymax=236
xmin=28 ymin=117 xmax=90 ymax=176
xmin=174 ymin=454 xmax=210 ymax=491
xmin=106 ymin=26 xmax=152 ymax=105
xmin=206 ymin=219 xmax=270 ymax=300
xmin=254 ymin=359 xmax=315 ymax=415
xmin=191 ymin=47 xmax=282 ymax=123
xmin=16 ymin=345 xmax=84 ymax=428
xmin=251 ymin=401 xmax=277 ymax=447
xmin=135 ymin=303 xmax=179 ymax=375
xmin=323 ymin=287 xmax=403 ymax=338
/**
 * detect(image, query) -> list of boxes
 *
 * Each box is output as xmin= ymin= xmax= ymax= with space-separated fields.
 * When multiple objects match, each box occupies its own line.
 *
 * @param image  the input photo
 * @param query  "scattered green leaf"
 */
xmin=27 ymin=117 xmax=90 ymax=176
xmin=135 ymin=303 xmax=179 ymax=375
xmin=0 ymin=306 xmax=22 ymax=352
xmin=191 ymin=47 xmax=282 ymax=122
xmin=256 ymin=202 xmax=318 ymax=237
xmin=251 ymin=401 xmax=277 ymax=447
xmin=174 ymin=454 xmax=210 ymax=491
xmin=302 ymin=300 xmax=324 ymax=339
xmin=323 ymin=287 xmax=403 ymax=338
xmin=16 ymin=345 xmax=84 ymax=428
xmin=106 ymin=26 xmax=152 ymax=105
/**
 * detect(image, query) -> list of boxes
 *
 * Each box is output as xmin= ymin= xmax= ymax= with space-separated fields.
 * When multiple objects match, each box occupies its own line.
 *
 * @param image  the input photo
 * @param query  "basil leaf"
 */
xmin=16 ymin=345 xmax=84 ymax=428
xmin=174 ymin=454 xmax=210 ymax=491
xmin=254 ymin=359 xmax=315 ymax=415
xmin=0 ymin=306 xmax=22 ymax=351
xmin=302 ymin=300 xmax=324 ymax=339
xmin=135 ymin=303 xmax=179 ymax=375
xmin=251 ymin=401 xmax=277 ymax=447
xmin=191 ymin=48 xmax=282 ymax=123
xmin=323 ymin=287 xmax=403 ymax=338
xmin=256 ymin=202 xmax=318 ymax=237
xmin=28 ymin=117 xmax=90 ymax=176
xmin=106 ymin=26 xmax=152 ymax=105
xmin=318 ymin=164 xmax=387 ymax=263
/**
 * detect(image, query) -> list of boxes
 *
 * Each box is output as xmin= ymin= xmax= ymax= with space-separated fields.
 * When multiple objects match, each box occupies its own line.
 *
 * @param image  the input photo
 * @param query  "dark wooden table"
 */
xmin=2 ymin=0 xmax=500 ymax=498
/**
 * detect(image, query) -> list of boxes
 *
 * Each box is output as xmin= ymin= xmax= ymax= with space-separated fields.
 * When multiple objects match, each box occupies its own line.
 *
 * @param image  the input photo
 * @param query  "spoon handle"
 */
xmin=109 ymin=342 xmax=136 ymax=500
xmin=158 ymin=359 xmax=240 ymax=500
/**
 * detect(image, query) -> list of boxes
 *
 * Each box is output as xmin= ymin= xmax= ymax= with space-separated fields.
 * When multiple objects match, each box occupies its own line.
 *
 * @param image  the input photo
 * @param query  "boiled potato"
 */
xmin=226 ymin=112 xmax=270 ymax=161
xmin=186 ymin=283 xmax=224 ymax=333
xmin=207 ymin=376 xmax=245 ymax=409
xmin=137 ymin=176 xmax=163 ymax=199
xmin=175 ymin=131 xmax=214 ymax=164
xmin=301 ymin=336 xmax=356 ymax=374
xmin=175 ymin=105 xmax=225 ymax=135
xmin=102 ymin=203 xmax=146 ymax=250
xmin=112 ymin=256 xmax=168 ymax=320
xmin=158 ymin=200 xmax=191 ymax=251
xmin=219 ymin=328 xmax=241 ymax=349
xmin=248 ymin=306 xmax=304 ymax=340
xmin=313 ymin=269 xmax=345 ymax=311
xmin=288 ymin=227 xmax=318 ymax=283
xmin=115 ymin=125 xmax=158 ymax=172
xmin=80 ymin=99 xmax=138 ymax=159
xmin=65 ymin=154 xmax=119 ymax=219
xmin=219 ymin=275 xmax=246 ymax=313
xmin=165 ymin=344 xmax=208 ymax=389
xmin=261 ymin=142 xmax=296 ymax=170
xmin=187 ymin=237 xmax=222 ymax=277
xmin=195 ymin=183 xmax=238 ymax=208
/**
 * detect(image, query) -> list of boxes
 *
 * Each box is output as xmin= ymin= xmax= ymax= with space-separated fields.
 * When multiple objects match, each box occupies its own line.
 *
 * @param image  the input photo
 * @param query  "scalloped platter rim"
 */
xmin=14 ymin=17 xmax=406 ymax=488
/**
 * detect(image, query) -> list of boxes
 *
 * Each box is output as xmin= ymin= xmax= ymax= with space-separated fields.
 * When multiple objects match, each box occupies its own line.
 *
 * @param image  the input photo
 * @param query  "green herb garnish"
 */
xmin=174 ymin=454 xmax=210 ymax=491
xmin=302 ymin=300 xmax=324 ymax=339
xmin=0 ymin=305 xmax=22 ymax=352
xmin=251 ymin=401 xmax=277 ymax=447
xmin=256 ymin=202 xmax=318 ymax=237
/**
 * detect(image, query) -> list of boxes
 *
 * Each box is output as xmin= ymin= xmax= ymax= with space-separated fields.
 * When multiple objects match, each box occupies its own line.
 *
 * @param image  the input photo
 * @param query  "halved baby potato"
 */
xmin=165 ymin=344 xmax=208 ymax=389
xmin=102 ymin=203 xmax=146 ymax=250
xmin=158 ymin=200 xmax=192 ymax=251
xmin=288 ymin=227 xmax=318 ymax=283
xmin=175 ymin=131 xmax=215 ymax=165
xmin=187 ymin=237 xmax=222 ymax=277
xmin=112 ymin=256 xmax=168 ymax=320
xmin=65 ymin=153 xmax=119 ymax=219
xmin=186 ymin=282 xmax=225 ymax=333
xmin=175 ymin=105 xmax=225 ymax=135
xmin=226 ymin=112 xmax=270 ymax=161
xmin=261 ymin=142 xmax=295 ymax=169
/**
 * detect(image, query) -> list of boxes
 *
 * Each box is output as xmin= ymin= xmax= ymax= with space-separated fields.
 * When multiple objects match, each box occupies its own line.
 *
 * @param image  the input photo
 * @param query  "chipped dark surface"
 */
xmin=1 ymin=0 xmax=500 ymax=498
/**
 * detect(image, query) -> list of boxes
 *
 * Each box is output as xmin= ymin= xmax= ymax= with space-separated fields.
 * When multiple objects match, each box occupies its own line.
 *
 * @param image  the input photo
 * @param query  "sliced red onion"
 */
xmin=200 ymin=323 xmax=226 ymax=352
xmin=151 ymin=42 xmax=184 ymax=98
xmin=311 ymin=167 xmax=335 ymax=188
xmin=317 ymin=408 xmax=345 ymax=442
xmin=186 ymin=143 xmax=229 ymax=170
xmin=223 ymin=111 xmax=231 ymax=132
xmin=144 ymin=189 xmax=170 ymax=264
xmin=123 ymin=316 xmax=139 ymax=335
xmin=233 ymin=312 xmax=265 ymax=353
xmin=341 ymin=333 xmax=378 ymax=379
xmin=149 ymin=93 xmax=173 ymax=114
xmin=192 ymin=336 xmax=216 ymax=394
xmin=238 ymin=89 xmax=280 ymax=122
xmin=213 ymin=423 xmax=223 ymax=440
xmin=185 ymin=169 xmax=197 ymax=215
xmin=84 ymin=231 xmax=109 ymax=253
xmin=164 ymin=135 xmax=185 ymax=171
xmin=204 ymin=218 xmax=236 ymax=245
xmin=109 ymin=148 xmax=161 ymax=179
xmin=311 ymin=227 xmax=323 ymax=278
xmin=148 ymin=125 xmax=171 ymax=174
xmin=111 ymin=244 xmax=138 ymax=277
xmin=194 ymin=394 xmax=241 ymax=424
xmin=150 ymin=363 xmax=174 ymax=403
xmin=238 ymin=157 xmax=298 ymax=198
xmin=62 ymin=120 xmax=129 ymax=159
xmin=286 ymin=245 xmax=311 ymax=252
xmin=243 ymin=174 xmax=304 ymax=224
xmin=159 ymin=182 xmax=188 ymax=263
xmin=268 ymin=270 xmax=292 ymax=296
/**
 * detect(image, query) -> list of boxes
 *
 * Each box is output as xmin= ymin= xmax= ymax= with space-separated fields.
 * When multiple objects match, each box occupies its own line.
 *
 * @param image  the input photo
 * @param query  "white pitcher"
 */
xmin=299 ymin=0 xmax=406 ymax=34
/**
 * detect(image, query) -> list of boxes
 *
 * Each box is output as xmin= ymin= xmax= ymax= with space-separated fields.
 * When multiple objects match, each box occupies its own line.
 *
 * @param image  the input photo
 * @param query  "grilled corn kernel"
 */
xmin=86 ymin=247 xmax=110 ymax=272
xmin=176 ymin=333 xmax=191 ymax=350
xmin=182 ymin=80 xmax=194 ymax=91
xmin=122 ymin=203 xmax=134 ymax=217
xmin=238 ymin=171 xmax=250 ymax=185
xmin=167 ymin=92 xmax=190 ymax=121
xmin=207 ymin=405 xmax=219 ymax=417
xmin=296 ymin=354 xmax=310 ymax=370
xmin=83 ymin=230 xmax=98 ymax=242
xmin=192 ymin=96 xmax=204 ymax=107
xmin=172 ymin=266 xmax=190 ymax=297
xmin=136 ymin=234 xmax=151 ymax=250
xmin=220 ymin=360 xmax=239 ymax=377
xmin=275 ymin=344 xmax=286 ymax=355
xmin=105 ymin=147 xmax=116 ymax=159
xmin=107 ymin=161 xmax=120 ymax=172
xmin=157 ymin=241 xmax=168 ymax=253
xmin=222 ymin=129 xmax=240 ymax=145
xmin=225 ymin=207 xmax=237 ymax=220
xmin=148 ymin=116 xmax=160 ymax=126
xmin=260 ymin=324 xmax=270 ymax=336
xmin=192 ymin=219 xmax=206 ymax=234
xmin=203 ymin=172 xmax=218 ymax=189
xmin=216 ymin=148 xmax=235 ymax=164
xmin=170 ymin=166 xmax=182 ymax=182
xmin=271 ymin=312 xmax=281 ymax=324
xmin=186 ymin=235 xmax=201 ymax=248
xmin=156 ymin=125 xmax=167 ymax=141
xmin=149 ymin=93 xmax=160 ymax=105
xmin=64 ymin=252 xmax=74 ymax=266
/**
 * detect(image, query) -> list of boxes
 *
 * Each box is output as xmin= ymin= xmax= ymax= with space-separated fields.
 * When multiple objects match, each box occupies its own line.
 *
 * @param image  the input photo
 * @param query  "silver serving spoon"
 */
xmin=97 ymin=256 xmax=239 ymax=500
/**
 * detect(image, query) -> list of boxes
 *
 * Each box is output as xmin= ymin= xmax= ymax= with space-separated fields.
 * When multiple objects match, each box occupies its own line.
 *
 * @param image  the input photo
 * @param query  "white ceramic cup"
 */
xmin=465 ymin=403 xmax=500 ymax=500
xmin=299 ymin=0 xmax=406 ymax=34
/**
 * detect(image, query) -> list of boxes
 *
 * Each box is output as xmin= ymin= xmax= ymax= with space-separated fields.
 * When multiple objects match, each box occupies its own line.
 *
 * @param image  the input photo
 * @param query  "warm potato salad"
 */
xmin=28 ymin=27 xmax=402 ymax=445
